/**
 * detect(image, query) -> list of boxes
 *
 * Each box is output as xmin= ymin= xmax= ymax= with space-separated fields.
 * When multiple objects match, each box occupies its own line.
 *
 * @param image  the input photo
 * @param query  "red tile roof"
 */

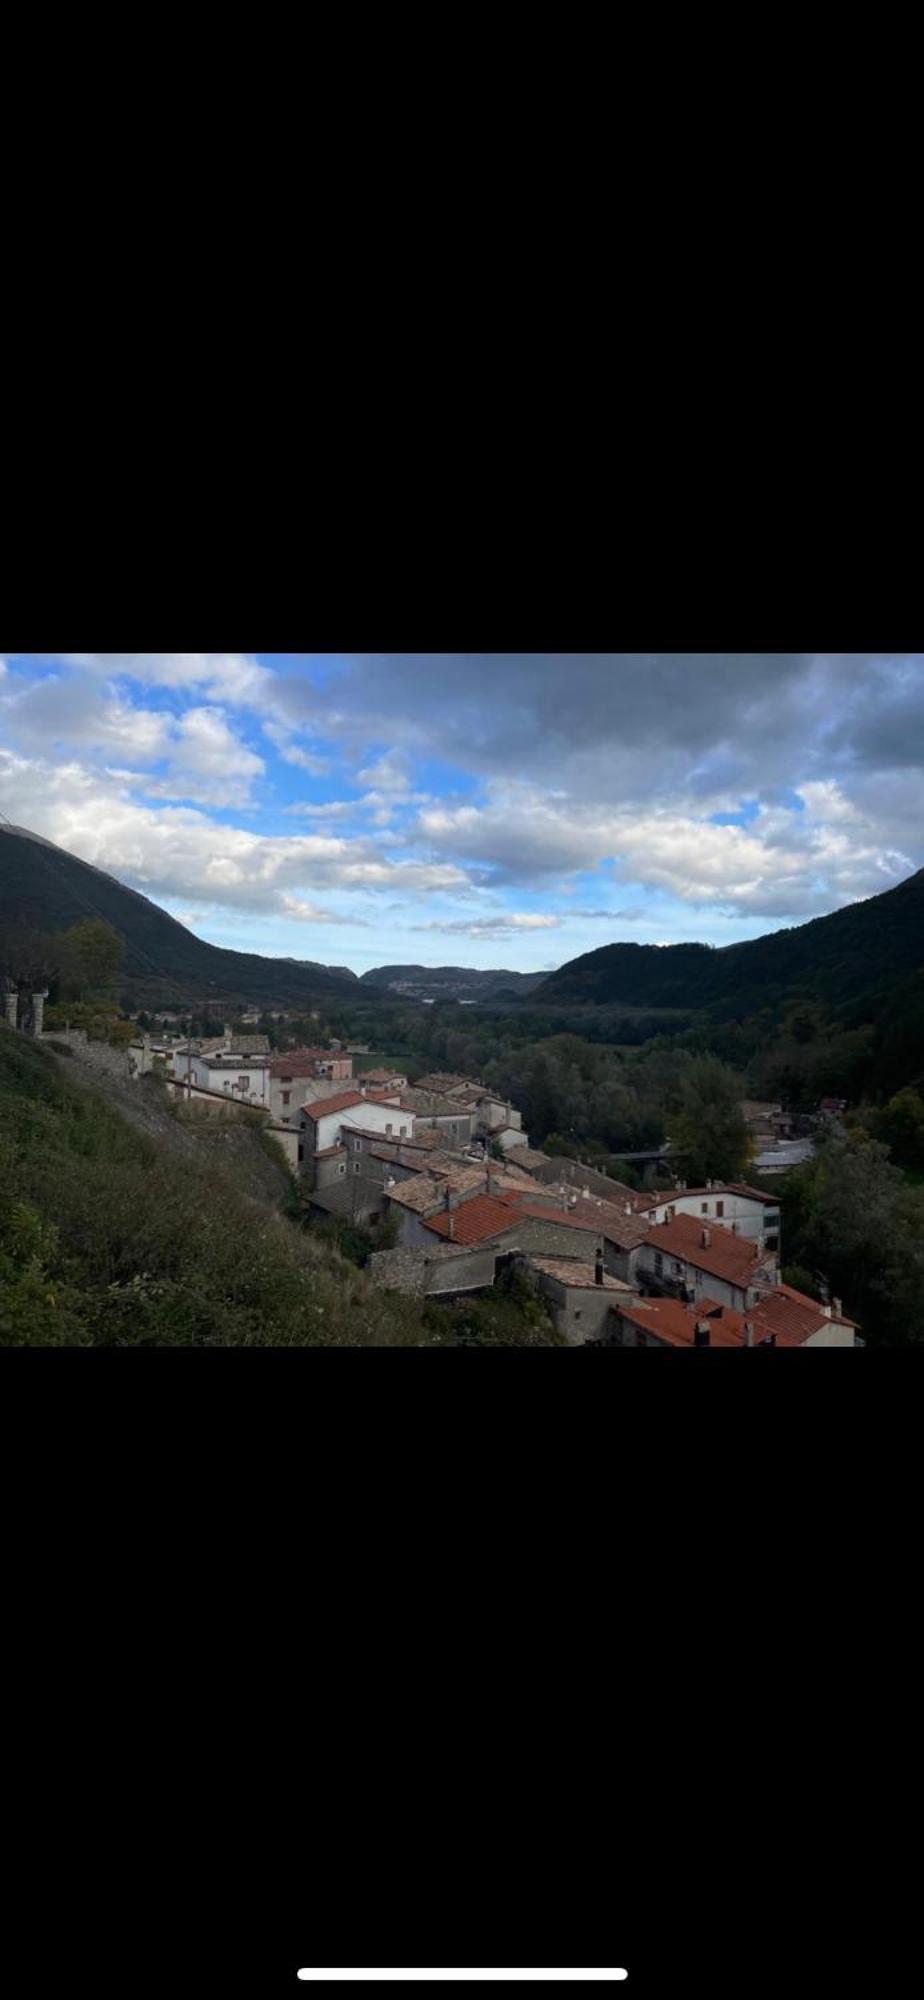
xmin=641 ymin=1211 xmax=765 ymax=1289
xmin=422 ymin=1194 xmax=521 ymax=1246
xmin=750 ymin=1283 xmax=858 ymax=1345
xmin=301 ymin=1091 xmax=367 ymax=1122
xmin=614 ymin=1296 xmax=748 ymax=1348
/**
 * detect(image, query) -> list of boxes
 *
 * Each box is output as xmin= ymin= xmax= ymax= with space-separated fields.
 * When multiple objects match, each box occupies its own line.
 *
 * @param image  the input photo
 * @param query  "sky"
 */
xmin=0 ymin=652 xmax=921 ymax=973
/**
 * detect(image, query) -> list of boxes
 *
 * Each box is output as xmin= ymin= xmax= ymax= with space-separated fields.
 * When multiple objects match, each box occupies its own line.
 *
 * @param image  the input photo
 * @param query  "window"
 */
xmin=654 ymin=1252 xmax=663 ymax=1276
xmin=765 ymin=1233 xmax=779 ymax=1252
xmin=701 ymin=1202 xmax=709 ymax=1215
xmin=716 ymin=1200 xmax=724 ymax=1218
xmin=386 ymin=1123 xmax=393 ymax=1136
xmin=354 ymin=1162 xmax=361 ymax=1176
xmin=673 ymin=1260 xmax=683 ymax=1275
xmin=282 ymin=1091 xmax=291 ymax=1106
xmin=574 ymin=1310 xmax=581 ymax=1321
xmin=339 ymin=1162 xmax=346 ymax=1176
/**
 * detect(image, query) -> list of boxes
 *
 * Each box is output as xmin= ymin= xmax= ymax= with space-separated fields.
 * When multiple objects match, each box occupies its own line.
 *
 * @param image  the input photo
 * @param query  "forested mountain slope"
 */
xmin=0 ymin=823 xmax=361 ymax=1010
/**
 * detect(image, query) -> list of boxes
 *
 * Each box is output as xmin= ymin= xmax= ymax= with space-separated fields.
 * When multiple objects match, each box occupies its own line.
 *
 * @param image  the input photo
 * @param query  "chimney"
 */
xmin=744 ymin=1319 xmax=755 ymax=1348
xmin=693 ymin=1320 xmax=711 ymax=1348
xmin=701 ymin=1227 xmax=711 ymax=1248
xmin=595 ymin=1248 xmax=605 ymax=1286
xmin=822 ymin=1302 xmax=832 ymax=1319
xmin=833 ymin=1297 xmax=843 ymax=1320
xmin=625 ymin=1201 xmax=632 ymax=1216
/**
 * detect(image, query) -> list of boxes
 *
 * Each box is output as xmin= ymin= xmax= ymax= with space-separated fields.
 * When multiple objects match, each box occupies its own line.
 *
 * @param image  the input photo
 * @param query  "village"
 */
xmin=110 ymin=1015 xmax=860 ymax=1348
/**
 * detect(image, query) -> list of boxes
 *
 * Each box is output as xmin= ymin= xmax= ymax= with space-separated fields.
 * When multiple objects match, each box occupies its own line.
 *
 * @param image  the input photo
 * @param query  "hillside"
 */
xmin=360 ymin=963 xmax=548 ymax=1002
xmin=0 ymin=1020 xmax=424 ymax=1346
xmin=539 ymin=868 xmax=924 ymax=1017
xmin=0 ymin=823 xmax=363 ymax=1011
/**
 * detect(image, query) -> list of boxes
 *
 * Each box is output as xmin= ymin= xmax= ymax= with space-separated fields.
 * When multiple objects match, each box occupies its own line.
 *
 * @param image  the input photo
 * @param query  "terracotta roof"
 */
xmin=360 ymin=1067 xmax=406 ymax=1083
xmin=614 ymin=1296 xmax=748 ymax=1348
xmin=750 ymin=1283 xmax=858 ymax=1345
xmin=301 ymin=1091 xmax=367 ymax=1122
xmin=641 ymin=1212 xmax=765 ymax=1288
xmin=313 ymin=1144 xmax=347 ymax=1160
xmin=422 ymin=1194 xmax=521 ymax=1246
xmin=270 ymin=1046 xmax=330 ymax=1071
xmin=528 ymin=1258 xmax=632 ymax=1293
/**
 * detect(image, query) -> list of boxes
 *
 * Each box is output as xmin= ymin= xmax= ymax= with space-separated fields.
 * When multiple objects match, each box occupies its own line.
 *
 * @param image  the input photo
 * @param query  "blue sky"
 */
xmin=1 ymin=652 xmax=921 ymax=972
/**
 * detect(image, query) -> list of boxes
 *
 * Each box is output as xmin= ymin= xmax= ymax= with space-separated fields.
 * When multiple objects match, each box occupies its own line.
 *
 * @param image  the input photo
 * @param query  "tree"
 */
xmin=874 ymin=1089 xmax=924 ymax=1171
xmin=669 ymin=1056 xmax=751 ymax=1185
xmin=59 ymin=920 xmax=124 ymax=999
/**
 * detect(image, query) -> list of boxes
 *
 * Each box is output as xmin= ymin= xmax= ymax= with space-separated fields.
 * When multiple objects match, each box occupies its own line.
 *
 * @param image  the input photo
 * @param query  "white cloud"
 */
xmin=144 ymin=706 xmax=265 ymax=808
xmin=412 ymin=779 xmax=914 ymax=917
xmin=261 ymin=720 xmax=330 ymax=773
xmin=413 ymin=913 xmax=561 ymax=939
xmin=52 ymin=652 xmax=273 ymax=706
xmin=279 ymin=895 xmax=369 ymax=926
xmin=355 ymin=749 xmax=413 ymax=793
xmin=0 ymin=748 xmax=473 ymax=919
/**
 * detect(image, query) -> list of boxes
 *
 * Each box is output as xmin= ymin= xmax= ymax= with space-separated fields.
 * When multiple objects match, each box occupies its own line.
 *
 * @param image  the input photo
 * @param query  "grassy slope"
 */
xmin=0 ymin=1024 xmax=424 ymax=1346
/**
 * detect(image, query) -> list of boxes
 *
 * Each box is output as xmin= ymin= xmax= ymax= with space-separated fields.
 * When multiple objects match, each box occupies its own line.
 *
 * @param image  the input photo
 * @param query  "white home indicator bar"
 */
xmin=297 ymin=1975 xmax=628 ymax=1985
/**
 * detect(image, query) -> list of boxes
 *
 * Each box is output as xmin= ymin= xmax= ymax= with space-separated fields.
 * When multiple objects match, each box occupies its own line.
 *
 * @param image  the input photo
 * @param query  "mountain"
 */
xmin=360 ymin=963 xmax=549 ymax=1002
xmin=538 ymin=869 xmax=924 ymax=1017
xmin=0 ymin=823 xmax=363 ymax=1011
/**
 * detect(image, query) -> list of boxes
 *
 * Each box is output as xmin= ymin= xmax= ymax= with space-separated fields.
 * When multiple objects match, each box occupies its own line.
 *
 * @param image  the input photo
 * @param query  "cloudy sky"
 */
xmin=0 ymin=652 xmax=920 ymax=972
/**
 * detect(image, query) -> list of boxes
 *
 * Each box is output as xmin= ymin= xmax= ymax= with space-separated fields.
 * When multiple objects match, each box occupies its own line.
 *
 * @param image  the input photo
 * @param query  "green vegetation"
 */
xmin=0 ymin=1023 xmax=427 ymax=1346
xmin=777 ymin=1131 xmax=924 ymax=1344
xmin=421 ymin=1265 xmax=561 ymax=1347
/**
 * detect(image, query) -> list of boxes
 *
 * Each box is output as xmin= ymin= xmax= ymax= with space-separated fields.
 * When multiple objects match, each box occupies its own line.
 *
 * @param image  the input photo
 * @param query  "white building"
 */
xmin=643 ymin=1182 xmax=780 ymax=1253
xmin=299 ymin=1091 xmax=416 ymax=1170
xmin=636 ymin=1212 xmax=778 ymax=1314
xmin=184 ymin=1051 xmax=270 ymax=1107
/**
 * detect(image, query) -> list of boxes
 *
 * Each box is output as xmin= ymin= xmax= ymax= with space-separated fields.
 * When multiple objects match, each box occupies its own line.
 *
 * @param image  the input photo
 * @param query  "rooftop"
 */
xmin=614 ymin=1296 xmax=748 ymax=1348
xmin=301 ymin=1091 xmax=367 ymax=1123
xmin=414 ymin=1073 xmax=485 ymax=1096
xmin=398 ymin=1088 xmax=475 ymax=1117
xmin=422 ymin=1193 xmax=520 ymax=1246
xmin=652 ymin=1182 xmax=779 ymax=1207
xmin=750 ymin=1282 xmax=858 ymax=1345
xmin=528 ymin=1258 xmax=632 ymax=1293
xmin=642 ymin=1211 xmax=766 ymax=1287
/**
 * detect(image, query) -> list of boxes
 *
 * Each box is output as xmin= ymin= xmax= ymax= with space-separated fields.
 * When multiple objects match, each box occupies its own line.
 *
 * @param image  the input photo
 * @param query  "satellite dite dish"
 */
xmin=296 ymin=1976 xmax=629 ymax=1986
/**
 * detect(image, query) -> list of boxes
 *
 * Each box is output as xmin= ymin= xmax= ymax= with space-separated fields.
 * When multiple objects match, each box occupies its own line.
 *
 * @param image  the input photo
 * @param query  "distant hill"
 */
xmin=360 ymin=963 xmax=549 ymax=1002
xmin=0 ymin=823 xmax=363 ymax=1011
xmin=538 ymin=869 xmax=924 ymax=1017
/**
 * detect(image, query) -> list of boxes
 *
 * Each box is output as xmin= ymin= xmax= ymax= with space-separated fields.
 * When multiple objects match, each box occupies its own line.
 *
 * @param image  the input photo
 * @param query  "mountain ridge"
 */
xmin=0 ymin=823 xmax=363 ymax=1010
xmin=539 ymin=868 xmax=924 ymax=1014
